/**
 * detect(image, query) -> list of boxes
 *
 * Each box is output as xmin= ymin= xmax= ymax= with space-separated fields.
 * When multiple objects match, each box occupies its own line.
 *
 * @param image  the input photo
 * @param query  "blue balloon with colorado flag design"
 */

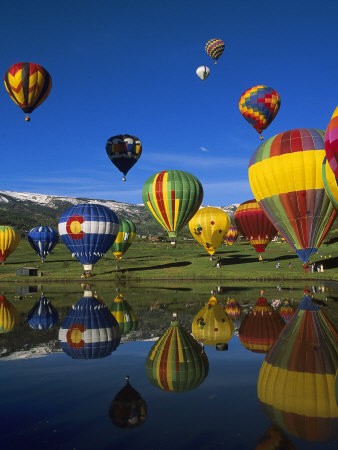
xmin=58 ymin=204 xmax=119 ymax=274
xmin=58 ymin=290 xmax=121 ymax=359
xmin=28 ymin=226 xmax=59 ymax=261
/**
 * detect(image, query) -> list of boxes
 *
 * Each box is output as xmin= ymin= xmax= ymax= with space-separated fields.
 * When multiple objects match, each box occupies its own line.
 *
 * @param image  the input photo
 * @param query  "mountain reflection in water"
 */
xmin=0 ymin=281 xmax=337 ymax=449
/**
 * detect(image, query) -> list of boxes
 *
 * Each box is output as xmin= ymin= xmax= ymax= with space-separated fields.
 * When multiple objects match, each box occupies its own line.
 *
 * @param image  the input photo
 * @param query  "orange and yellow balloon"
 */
xmin=0 ymin=226 xmax=20 ymax=263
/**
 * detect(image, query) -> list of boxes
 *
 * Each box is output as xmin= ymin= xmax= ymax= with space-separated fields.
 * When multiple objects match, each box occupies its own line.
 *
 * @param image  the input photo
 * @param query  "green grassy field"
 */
xmin=0 ymin=237 xmax=337 ymax=282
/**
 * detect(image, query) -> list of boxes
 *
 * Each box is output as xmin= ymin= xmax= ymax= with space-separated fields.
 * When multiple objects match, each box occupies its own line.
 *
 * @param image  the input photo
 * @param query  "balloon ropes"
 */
xmin=142 ymin=170 xmax=203 ymax=246
xmin=4 ymin=62 xmax=52 ymax=121
xmin=249 ymin=129 xmax=337 ymax=263
xmin=205 ymin=39 xmax=225 ymax=64
xmin=58 ymin=203 xmax=119 ymax=276
xmin=239 ymin=85 xmax=280 ymax=140
xmin=106 ymin=134 xmax=142 ymax=181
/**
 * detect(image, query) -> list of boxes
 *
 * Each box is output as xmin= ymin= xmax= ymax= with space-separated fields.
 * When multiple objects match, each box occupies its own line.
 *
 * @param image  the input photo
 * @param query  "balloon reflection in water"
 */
xmin=239 ymin=291 xmax=285 ymax=353
xmin=59 ymin=290 xmax=121 ymax=359
xmin=192 ymin=296 xmax=234 ymax=348
xmin=109 ymin=376 xmax=147 ymax=428
xmin=278 ymin=300 xmax=295 ymax=323
xmin=225 ymin=298 xmax=241 ymax=320
xmin=109 ymin=294 xmax=138 ymax=335
xmin=27 ymin=295 xmax=59 ymax=330
xmin=146 ymin=318 xmax=209 ymax=392
xmin=257 ymin=293 xmax=338 ymax=441
xmin=0 ymin=295 xmax=19 ymax=333
xmin=255 ymin=424 xmax=296 ymax=450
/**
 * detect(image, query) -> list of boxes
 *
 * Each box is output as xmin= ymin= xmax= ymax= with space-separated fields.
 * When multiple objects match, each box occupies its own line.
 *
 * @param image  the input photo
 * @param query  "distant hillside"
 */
xmin=0 ymin=190 xmax=239 ymax=237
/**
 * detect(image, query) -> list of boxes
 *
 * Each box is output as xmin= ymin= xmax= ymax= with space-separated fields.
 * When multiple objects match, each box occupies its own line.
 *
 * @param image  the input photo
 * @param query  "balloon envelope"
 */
xmin=225 ymin=298 xmax=241 ymax=320
xmin=4 ymin=62 xmax=52 ymax=119
xmin=106 ymin=134 xmax=142 ymax=180
xmin=196 ymin=66 xmax=210 ymax=81
xmin=112 ymin=219 xmax=136 ymax=260
xmin=224 ymin=226 xmax=238 ymax=246
xmin=110 ymin=294 xmax=138 ymax=335
xmin=205 ymin=38 xmax=225 ymax=63
xmin=325 ymin=106 xmax=338 ymax=178
xmin=234 ymin=200 xmax=277 ymax=253
xmin=58 ymin=203 xmax=119 ymax=271
xmin=142 ymin=170 xmax=203 ymax=240
xmin=249 ymin=129 xmax=337 ymax=262
xmin=189 ymin=207 xmax=230 ymax=255
xmin=27 ymin=295 xmax=59 ymax=330
xmin=59 ymin=291 xmax=121 ymax=359
xmin=322 ymin=156 xmax=338 ymax=209
xmin=0 ymin=295 xmax=19 ymax=333
xmin=28 ymin=226 xmax=59 ymax=261
xmin=239 ymin=85 xmax=280 ymax=139
xmin=0 ymin=226 xmax=20 ymax=262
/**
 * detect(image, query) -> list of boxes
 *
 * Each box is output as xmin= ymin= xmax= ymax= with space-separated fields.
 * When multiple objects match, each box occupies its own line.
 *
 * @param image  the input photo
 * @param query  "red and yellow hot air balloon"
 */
xmin=225 ymin=298 xmax=241 ymax=321
xmin=258 ymin=293 xmax=338 ymax=442
xmin=0 ymin=226 xmax=20 ymax=263
xmin=239 ymin=291 xmax=285 ymax=353
xmin=249 ymin=129 xmax=337 ymax=263
xmin=239 ymin=86 xmax=280 ymax=140
xmin=4 ymin=62 xmax=52 ymax=121
xmin=0 ymin=295 xmax=19 ymax=333
xmin=234 ymin=200 xmax=278 ymax=254
xmin=278 ymin=300 xmax=295 ymax=323
xmin=224 ymin=226 xmax=238 ymax=246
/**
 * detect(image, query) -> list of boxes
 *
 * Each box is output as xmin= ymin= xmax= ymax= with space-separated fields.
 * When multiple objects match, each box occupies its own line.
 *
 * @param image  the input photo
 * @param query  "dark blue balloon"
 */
xmin=58 ymin=292 xmax=121 ymax=359
xmin=27 ymin=295 xmax=59 ymax=330
xmin=28 ymin=226 xmax=59 ymax=261
xmin=58 ymin=204 xmax=119 ymax=269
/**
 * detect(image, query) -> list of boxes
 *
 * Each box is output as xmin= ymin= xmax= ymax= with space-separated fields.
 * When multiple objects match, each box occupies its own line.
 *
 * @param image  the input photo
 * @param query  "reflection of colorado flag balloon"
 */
xmin=58 ymin=291 xmax=121 ymax=359
xmin=58 ymin=204 xmax=119 ymax=272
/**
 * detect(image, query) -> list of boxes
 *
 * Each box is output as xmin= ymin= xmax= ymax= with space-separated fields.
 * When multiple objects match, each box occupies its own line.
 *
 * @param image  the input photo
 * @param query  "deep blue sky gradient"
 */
xmin=1 ymin=0 xmax=337 ymax=205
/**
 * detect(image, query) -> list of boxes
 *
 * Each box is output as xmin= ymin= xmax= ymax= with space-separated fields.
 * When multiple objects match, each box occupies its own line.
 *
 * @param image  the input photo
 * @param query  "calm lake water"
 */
xmin=0 ymin=281 xmax=337 ymax=450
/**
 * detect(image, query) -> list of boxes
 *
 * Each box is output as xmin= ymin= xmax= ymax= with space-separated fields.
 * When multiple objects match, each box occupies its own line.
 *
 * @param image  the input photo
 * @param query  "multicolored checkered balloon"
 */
xmin=239 ymin=85 xmax=280 ymax=140
xmin=205 ymin=39 xmax=225 ymax=63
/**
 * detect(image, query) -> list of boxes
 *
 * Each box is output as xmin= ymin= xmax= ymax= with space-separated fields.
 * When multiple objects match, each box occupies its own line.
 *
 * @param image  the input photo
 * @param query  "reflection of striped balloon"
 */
xmin=0 ymin=226 xmax=20 ymax=262
xmin=112 ymin=219 xmax=136 ymax=260
xmin=59 ymin=291 xmax=121 ymax=359
xmin=258 ymin=294 xmax=338 ymax=441
xmin=249 ymin=129 xmax=337 ymax=263
xmin=239 ymin=86 xmax=280 ymax=139
xmin=28 ymin=226 xmax=59 ymax=261
xmin=27 ymin=295 xmax=59 ymax=330
xmin=225 ymin=298 xmax=241 ymax=320
xmin=0 ymin=295 xmax=19 ymax=333
xmin=239 ymin=295 xmax=285 ymax=353
xmin=325 ymin=106 xmax=338 ymax=177
xmin=322 ymin=156 xmax=338 ymax=209
xmin=278 ymin=301 xmax=295 ymax=323
xmin=4 ymin=62 xmax=52 ymax=118
xmin=205 ymin=39 xmax=225 ymax=63
xmin=224 ymin=226 xmax=238 ymax=246
xmin=234 ymin=200 xmax=277 ymax=253
xmin=146 ymin=320 xmax=208 ymax=392
xmin=142 ymin=170 xmax=203 ymax=240
xmin=110 ymin=294 xmax=138 ymax=335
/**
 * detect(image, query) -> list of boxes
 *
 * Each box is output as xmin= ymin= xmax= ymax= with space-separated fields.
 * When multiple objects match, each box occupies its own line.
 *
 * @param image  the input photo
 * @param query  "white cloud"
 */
xmin=200 ymin=146 xmax=208 ymax=152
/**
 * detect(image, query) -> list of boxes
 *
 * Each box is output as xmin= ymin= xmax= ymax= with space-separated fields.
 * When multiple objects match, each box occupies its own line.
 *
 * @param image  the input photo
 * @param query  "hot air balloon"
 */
xmin=27 ymin=295 xmax=59 ymax=330
xmin=110 ymin=294 xmax=138 ymax=335
xmin=111 ymin=219 xmax=136 ymax=260
xmin=255 ymin=424 xmax=296 ymax=450
xmin=224 ymin=226 xmax=238 ymax=246
xmin=109 ymin=376 xmax=147 ymax=428
xmin=192 ymin=296 xmax=234 ymax=348
xmin=142 ymin=170 xmax=203 ymax=245
xmin=205 ymin=38 xmax=225 ymax=63
xmin=278 ymin=300 xmax=295 ymax=323
xmin=106 ymin=134 xmax=142 ymax=181
xmin=59 ymin=290 xmax=121 ymax=359
xmin=196 ymin=66 xmax=210 ymax=81
xmin=234 ymin=200 xmax=278 ymax=254
xmin=4 ymin=62 xmax=52 ymax=121
xmin=325 ymin=106 xmax=338 ymax=178
xmin=225 ymin=298 xmax=241 ymax=320
xmin=146 ymin=317 xmax=209 ymax=392
xmin=58 ymin=203 xmax=119 ymax=276
xmin=322 ymin=156 xmax=338 ymax=209
xmin=28 ymin=226 xmax=59 ymax=262
xmin=249 ymin=129 xmax=337 ymax=263
xmin=0 ymin=226 xmax=20 ymax=263
xmin=0 ymin=295 xmax=19 ymax=333
xmin=239 ymin=86 xmax=280 ymax=140
xmin=189 ymin=207 xmax=230 ymax=256
xmin=239 ymin=291 xmax=285 ymax=353
xmin=258 ymin=293 xmax=338 ymax=441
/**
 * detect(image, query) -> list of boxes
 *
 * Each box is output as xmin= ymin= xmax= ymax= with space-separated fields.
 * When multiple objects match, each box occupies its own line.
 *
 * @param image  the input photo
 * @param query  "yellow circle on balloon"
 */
xmin=70 ymin=221 xmax=82 ymax=234
xmin=70 ymin=327 xmax=83 ymax=344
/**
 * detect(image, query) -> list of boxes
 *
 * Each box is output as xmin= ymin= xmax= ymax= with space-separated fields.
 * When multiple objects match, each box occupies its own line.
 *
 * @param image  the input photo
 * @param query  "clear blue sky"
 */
xmin=1 ymin=0 xmax=337 ymax=206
